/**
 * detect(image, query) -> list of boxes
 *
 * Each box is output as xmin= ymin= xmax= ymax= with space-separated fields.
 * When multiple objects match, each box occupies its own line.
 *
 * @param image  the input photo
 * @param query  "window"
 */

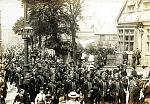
xmin=147 ymin=42 xmax=150 ymax=52
xmin=125 ymin=36 xmax=129 ymax=41
xmin=119 ymin=36 xmax=123 ymax=41
xmin=130 ymin=42 xmax=134 ymax=51
xmin=130 ymin=36 xmax=134 ymax=41
xmin=147 ymin=35 xmax=150 ymax=41
xmin=130 ymin=30 xmax=134 ymax=34
xmin=147 ymin=29 xmax=150 ymax=34
xmin=127 ymin=5 xmax=135 ymax=12
xmin=125 ymin=30 xmax=129 ymax=34
xmin=118 ymin=30 xmax=123 ymax=34
xmin=113 ymin=36 xmax=117 ymax=40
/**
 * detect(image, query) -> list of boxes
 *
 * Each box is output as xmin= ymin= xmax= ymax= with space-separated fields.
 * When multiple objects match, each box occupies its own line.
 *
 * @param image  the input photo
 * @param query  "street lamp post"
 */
xmin=21 ymin=26 xmax=33 ymax=72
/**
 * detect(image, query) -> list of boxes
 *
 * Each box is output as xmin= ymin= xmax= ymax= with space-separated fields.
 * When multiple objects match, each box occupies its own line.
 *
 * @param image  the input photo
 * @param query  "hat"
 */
xmin=68 ymin=91 xmax=79 ymax=98
xmin=40 ymin=87 xmax=44 ymax=90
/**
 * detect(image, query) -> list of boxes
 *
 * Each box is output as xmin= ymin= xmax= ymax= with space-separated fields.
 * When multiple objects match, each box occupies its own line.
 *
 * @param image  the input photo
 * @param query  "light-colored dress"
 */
xmin=66 ymin=100 xmax=80 ymax=104
xmin=35 ymin=93 xmax=46 ymax=104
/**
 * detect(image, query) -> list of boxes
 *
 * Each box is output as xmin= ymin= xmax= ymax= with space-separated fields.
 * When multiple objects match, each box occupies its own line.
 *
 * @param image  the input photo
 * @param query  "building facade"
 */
xmin=94 ymin=34 xmax=118 ymax=49
xmin=117 ymin=0 xmax=150 ymax=65
xmin=76 ymin=30 xmax=118 ymax=50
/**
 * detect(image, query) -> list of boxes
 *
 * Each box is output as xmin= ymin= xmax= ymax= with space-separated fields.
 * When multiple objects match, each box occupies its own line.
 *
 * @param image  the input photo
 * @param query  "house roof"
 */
xmin=117 ymin=0 xmax=150 ymax=24
xmin=116 ymin=0 xmax=128 ymax=23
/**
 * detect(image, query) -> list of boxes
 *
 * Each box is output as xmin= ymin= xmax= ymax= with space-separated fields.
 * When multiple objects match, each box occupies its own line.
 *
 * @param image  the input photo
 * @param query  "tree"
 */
xmin=85 ymin=43 xmax=97 ymax=55
xmin=64 ymin=0 xmax=83 ymax=64
xmin=12 ymin=17 xmax=24 ymax=35
xmin=76 ymin=42 xmax=84 ymax=60
xmin=14 ymin=0 xmax=83 ymax=58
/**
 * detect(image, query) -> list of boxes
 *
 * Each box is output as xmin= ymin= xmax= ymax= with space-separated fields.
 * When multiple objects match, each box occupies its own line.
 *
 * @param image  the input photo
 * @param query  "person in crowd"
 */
xmin=45 ymin=91 xmax=52 ymax=104
xmin=0 ymin=73 xmax=7 ymax=104
xmin=132 ymin=51 xmax=137 ymax=68
xmin=136 ymin=48 xmax=141 ymax=65
xmin=143 ymin=73 xmax=150 ymax=104
xmin=102 ymin=49 xmax=107 ymax=66
xmin=123 ymin=51 xmax=128 ymax=65
xmin=3 ymin=46 xmax=149 ymax=104
xmin=13 ymin=89 xmax=26 ymax=104
xmin=66 ymin=91 xmax=80 ymax=104
xmin=35 ymin=87 xmax=46 ymax=104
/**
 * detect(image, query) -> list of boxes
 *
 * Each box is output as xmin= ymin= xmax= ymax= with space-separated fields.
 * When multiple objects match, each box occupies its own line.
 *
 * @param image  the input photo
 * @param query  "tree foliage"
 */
xmin=12 ymin=17 xmax=24 ymax=35
xmin=85 ymin=43 xmax=97 ymax=55
xmin=14 ymin=0 xmax=83 ymax=56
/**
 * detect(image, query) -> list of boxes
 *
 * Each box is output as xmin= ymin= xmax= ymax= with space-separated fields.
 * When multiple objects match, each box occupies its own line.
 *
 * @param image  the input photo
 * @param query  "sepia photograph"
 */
xmin=0 ymin=0 xmax=150 ymax=104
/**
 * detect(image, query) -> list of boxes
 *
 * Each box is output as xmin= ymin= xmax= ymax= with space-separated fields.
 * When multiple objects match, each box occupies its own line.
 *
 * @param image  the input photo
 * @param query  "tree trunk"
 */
xmin=38 ymin=34 xmax=42 ymax=49
xmin=71 ymin=16 xmax=77 ymax=65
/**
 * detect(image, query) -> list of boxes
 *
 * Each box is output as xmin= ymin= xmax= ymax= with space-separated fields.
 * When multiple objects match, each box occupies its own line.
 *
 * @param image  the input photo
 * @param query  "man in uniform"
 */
xmin=102 ymin=49 xmax=107 ymax=66
xmin=114 ymin=73 xmax=120 ymax=104
xmin=132 ymin=51 xmax=137 ymax=68
xmin=136 ymin=48 xmax=141 ymax=65
xmin=143 ymin=74 xmax=150 ymax=104
xmin=101 ymin=72 xmax=108 ymax=104
xmin=128 ymin=76 xmax=137 ymax=104
xmin=123 ymin=51 xmax=128 ymax=65
xmin=13 ymin=88 xmax=30 ymax=104
xmin=82 ymin=78 xmax=92 ymax=104
xmin=23 ymin=73 xmax=30 ymax=94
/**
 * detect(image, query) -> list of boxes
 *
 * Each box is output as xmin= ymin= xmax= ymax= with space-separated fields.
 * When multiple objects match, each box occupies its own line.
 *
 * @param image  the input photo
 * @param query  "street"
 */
xmin=5 ymin=66 xmax=150 ymax=104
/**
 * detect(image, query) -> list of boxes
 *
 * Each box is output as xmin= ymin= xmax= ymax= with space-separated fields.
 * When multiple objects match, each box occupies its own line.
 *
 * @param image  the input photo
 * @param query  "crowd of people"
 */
xmin=123 ymin=48 xmax=141 ymax=67
xmin=0 ymin=46 xmax=149 ymax=104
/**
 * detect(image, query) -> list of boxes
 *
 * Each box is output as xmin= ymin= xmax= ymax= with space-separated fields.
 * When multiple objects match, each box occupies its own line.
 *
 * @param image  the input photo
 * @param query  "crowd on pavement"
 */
xmin=0 ymin=46 xmax=149 ymax=104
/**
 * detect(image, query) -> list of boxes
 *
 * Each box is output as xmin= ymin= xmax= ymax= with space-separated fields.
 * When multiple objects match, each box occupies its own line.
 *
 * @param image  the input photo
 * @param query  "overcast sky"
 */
xmin=0 ymin=0 xmax=124 ymax=46
xmin=80 ymin=0 xmax=124 ymax=33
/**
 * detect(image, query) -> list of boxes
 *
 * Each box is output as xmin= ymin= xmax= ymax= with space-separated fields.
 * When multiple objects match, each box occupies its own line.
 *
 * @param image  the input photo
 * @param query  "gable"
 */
xmin=117 ymin=0 xmax=150 ymax=24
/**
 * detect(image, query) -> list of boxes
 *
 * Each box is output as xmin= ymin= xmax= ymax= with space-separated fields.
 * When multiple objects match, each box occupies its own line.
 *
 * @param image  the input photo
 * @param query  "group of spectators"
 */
xmin=123 ymin=48 xmax=141 ymax=68
xmin=0 ymin=46 xmax=149 ymax=104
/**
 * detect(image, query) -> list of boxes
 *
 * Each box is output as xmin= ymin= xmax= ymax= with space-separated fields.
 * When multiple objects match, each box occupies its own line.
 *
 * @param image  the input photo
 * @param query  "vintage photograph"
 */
xmin=0 ymin=0 xmax=150 ymax=104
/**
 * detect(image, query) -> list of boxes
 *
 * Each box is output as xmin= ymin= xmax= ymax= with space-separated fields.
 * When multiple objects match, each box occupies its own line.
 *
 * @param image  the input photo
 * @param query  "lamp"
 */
xmin=21 ymin=25 xmax=33 ymax=73
xmin=22 ymin=26 xmax=33 ymax=39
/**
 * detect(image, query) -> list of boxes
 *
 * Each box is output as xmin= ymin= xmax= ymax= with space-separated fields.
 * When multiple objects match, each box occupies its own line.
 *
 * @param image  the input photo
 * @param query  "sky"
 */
xmin=0 ymin=0 xmax=23 ymax=47
xmin=80 ymin=0 xmax=124 ymax=33
xmin=0 ymin=0 xmax=124 ymax=47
